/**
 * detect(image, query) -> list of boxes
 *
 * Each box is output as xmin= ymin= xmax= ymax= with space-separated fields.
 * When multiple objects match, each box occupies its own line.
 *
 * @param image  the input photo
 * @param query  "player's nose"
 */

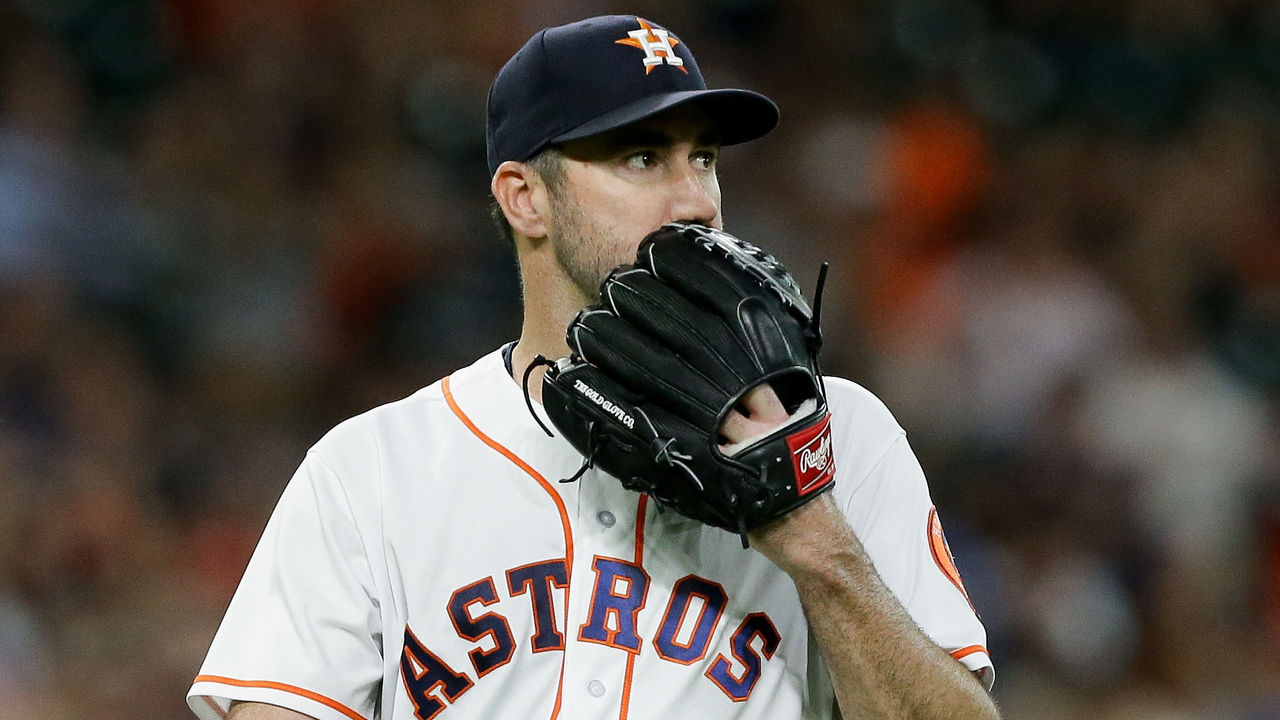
xmin=666 ymin=164 xmax=721 ymax=228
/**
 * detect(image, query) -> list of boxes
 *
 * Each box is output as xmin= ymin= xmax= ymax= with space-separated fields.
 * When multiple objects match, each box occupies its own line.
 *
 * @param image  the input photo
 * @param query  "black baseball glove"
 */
xmin=537 ymin=223 xmax=835 ymax=546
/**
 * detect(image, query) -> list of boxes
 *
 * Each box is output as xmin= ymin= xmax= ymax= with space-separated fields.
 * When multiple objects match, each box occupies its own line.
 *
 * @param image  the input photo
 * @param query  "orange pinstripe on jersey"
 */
xmin=949 ymin=645 xmax=988 ymax=661
xmin=618 ymin=494 xmax=649 ymax=720
xmin=192 ymin=675 xmax=368 ymax=720
xmin=442 ymin=374 xmax=574 ymax=720
xmin=634 ymin=495 xmax=648 ymax=562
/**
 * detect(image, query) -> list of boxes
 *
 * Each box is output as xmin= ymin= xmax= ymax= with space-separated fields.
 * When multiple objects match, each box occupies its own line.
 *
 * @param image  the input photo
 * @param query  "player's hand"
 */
xmin=540 ymin=223 xmax=835 ymax=546
xmin=718 ymin=384 xmax=790 ymax=452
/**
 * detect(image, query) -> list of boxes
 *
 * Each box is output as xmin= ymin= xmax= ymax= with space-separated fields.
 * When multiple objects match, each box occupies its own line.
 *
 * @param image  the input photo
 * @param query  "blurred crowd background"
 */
xmin=0 ymin=0 xmax=1277 ymax=718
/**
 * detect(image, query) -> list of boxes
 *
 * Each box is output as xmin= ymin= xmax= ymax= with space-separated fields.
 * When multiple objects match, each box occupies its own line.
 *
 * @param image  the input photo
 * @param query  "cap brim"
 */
xmin=548 ymin=88 xmax=779 ymax=148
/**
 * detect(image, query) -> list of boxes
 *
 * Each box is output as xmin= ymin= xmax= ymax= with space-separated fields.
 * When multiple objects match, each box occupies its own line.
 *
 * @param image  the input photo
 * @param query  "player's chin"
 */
xmin=573 ymin=267 xmax=616 ymax=304
xmin=600 ymin=249 xmax=640 ymax=280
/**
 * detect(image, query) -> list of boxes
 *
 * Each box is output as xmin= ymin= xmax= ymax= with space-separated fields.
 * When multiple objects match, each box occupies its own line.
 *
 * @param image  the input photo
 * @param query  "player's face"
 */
xmin=544 ymin=105 xmax=723 ymax=300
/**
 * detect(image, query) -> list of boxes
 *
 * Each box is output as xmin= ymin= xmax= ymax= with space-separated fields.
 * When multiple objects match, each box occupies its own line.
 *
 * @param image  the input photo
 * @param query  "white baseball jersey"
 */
xmin=188 ymin=347 xmax=992 ymax=720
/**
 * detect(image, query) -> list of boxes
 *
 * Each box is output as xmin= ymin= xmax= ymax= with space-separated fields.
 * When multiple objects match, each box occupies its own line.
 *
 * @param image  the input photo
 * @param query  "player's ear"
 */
xmin=491 ymin=160 xmax=550 ymax=241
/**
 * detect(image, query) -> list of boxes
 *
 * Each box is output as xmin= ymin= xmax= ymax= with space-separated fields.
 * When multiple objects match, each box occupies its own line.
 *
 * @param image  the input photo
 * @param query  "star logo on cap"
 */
xmin=615 ymin=17 xmax=688 ymax=75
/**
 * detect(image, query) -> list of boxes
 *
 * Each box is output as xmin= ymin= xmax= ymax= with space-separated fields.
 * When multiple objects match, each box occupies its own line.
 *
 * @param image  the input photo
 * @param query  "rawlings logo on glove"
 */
xmin=789 ymin=416 xmax=835 ymax=496
xmin=536 ymin=224 xmax=834 ymax=547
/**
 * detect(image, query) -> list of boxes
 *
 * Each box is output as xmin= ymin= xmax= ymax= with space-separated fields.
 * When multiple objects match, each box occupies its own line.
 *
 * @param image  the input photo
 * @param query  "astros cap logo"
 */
xmin=615 ymin=17 xmax=688 ymax=75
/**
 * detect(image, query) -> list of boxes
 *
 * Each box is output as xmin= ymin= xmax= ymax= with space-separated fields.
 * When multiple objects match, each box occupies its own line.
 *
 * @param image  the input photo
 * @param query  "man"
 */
xmin=188 ymin=15 xmax=998 ymax=720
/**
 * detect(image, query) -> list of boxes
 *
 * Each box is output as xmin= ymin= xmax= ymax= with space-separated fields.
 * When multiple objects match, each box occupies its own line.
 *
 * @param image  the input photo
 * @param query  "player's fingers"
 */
xmin=739 ymin=384 xmax=788 ymax=422
xmin=718 ymin=384 xmax=790 ymax=449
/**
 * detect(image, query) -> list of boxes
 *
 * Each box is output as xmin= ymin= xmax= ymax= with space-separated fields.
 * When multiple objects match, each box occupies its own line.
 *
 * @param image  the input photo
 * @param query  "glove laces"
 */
xmin=560 ymin=420 xmax=608 ymax=484
xmin=521 ymin=354 xmax=556 ymax=438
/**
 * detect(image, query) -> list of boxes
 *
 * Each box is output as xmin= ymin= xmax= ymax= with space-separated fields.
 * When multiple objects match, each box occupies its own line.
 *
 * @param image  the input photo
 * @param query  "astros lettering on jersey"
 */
xmin=187 ymin=348 xmax=992 ymax=720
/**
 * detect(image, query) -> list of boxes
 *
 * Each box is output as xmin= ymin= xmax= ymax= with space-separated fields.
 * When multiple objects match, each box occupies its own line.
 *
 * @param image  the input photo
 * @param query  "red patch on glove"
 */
xmin=786 ymin=414 xmax=835 ymax=496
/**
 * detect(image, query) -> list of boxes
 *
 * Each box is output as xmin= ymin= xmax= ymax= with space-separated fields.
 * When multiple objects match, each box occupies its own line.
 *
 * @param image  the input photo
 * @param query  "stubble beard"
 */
xmin=547 ymin=190 xmax=631 ymax=306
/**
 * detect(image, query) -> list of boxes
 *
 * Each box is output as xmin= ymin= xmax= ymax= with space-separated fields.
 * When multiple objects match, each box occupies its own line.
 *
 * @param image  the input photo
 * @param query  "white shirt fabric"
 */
xmin=188 ymin=348 xmax=992 ymax=720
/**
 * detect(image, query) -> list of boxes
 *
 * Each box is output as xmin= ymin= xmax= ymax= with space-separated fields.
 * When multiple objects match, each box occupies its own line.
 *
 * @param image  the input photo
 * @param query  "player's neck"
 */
xmin=510 ymin=242 xmax=594 ymax=402
xmin=509 ymin=337 xmax=555 ymax=405
xmin=510 ymin=300 xmax=584 ymax=406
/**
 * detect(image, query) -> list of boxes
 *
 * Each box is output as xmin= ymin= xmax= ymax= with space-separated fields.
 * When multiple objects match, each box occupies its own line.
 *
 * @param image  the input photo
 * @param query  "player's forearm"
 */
xmin=751 ymin=498 xmax=1000 ymax=720
xmin=795 ymin=560 xmax=999 ymax=719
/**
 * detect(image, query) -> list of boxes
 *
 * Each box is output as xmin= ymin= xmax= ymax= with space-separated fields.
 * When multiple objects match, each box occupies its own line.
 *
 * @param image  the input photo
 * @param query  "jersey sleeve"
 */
xmin=842 ymin=434 xmax=994 ymax=689
xmin=188 ymin=451 xmax=383 ymax=720
xmin=822 ymin=377 xmax=994 ymax=690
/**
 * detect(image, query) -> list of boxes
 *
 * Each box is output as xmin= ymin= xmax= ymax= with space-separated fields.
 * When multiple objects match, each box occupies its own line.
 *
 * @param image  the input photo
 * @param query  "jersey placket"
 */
xmin=555 ymin=468 xmax=648 ymax=719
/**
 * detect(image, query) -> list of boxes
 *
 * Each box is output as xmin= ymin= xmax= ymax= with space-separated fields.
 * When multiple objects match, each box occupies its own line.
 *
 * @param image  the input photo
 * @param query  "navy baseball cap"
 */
xmin=485 ymin=15 xmax=780 ymax=176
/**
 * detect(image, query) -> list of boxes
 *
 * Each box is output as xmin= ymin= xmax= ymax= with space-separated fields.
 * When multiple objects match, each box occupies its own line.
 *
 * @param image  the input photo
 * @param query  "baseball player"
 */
xmin=188 ymin=15 xmax=997 ymax=720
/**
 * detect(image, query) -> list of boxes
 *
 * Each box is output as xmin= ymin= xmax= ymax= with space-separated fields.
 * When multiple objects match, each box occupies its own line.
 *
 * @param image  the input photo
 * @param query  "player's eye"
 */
xmin=624 ymin=150 xmax=659 ymax=170
xmin=692 ymin=149 xmax=718 ymax=171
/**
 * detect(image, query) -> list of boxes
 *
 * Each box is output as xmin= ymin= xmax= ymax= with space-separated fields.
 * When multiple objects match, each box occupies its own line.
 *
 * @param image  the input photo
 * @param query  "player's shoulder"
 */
xmin=314 ymin=385 xmax=442 ymax=455
xmin=310 ymin=349 xmax=505 ymax=464
xmin=821 ymin=374 xmax=909 ymax=482
xmin=822 ymin=374 xmax=904 ymax=436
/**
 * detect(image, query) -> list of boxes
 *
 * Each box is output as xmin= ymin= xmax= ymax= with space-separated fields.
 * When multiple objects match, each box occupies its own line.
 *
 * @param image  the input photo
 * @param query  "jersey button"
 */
xmin=588 ymin=680 xmax=606 ymax=697
xmin=597 ymin=510 xmax=616 ymax=527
